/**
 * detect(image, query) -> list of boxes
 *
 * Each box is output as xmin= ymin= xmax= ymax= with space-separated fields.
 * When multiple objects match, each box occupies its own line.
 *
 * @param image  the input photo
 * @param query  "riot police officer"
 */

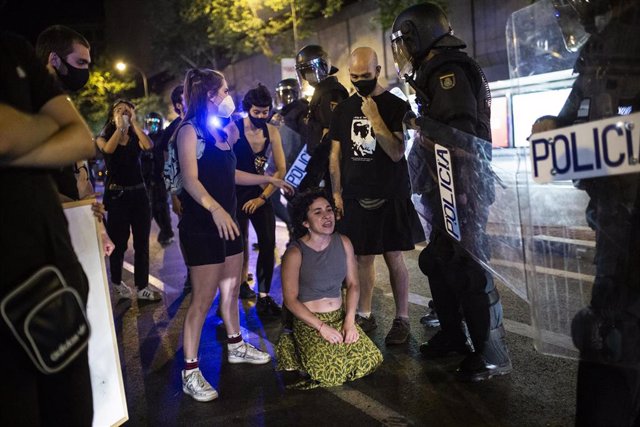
xmin=391 ymin=2 xmax=511 ymax=382
xmin=294 ymin=44 xmax=348 ymax=191
xmin=273 ymin=78 xmax=309 ymax=168
xmin=532 ymin=0 xmax=640 ymax=423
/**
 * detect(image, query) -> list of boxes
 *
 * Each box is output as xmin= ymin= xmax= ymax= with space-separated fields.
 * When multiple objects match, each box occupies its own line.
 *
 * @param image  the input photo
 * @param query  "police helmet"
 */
xmin=295 ymin=44 xmax=338 ymax=87
xmin=275 ymin=78 xmax=300 ymax=110
xmin=390 ymin=3 xmax=466 ymax=79
xmin=565 ymin=0 xmax=615 ymax=33
xmin=144 ymin=111 xmax=163 ymax=135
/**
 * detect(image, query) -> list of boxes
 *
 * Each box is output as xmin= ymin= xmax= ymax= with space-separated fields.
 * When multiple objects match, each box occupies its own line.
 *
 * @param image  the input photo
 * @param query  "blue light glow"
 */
xmin=207 ymin=115 xmax=223 ymax=129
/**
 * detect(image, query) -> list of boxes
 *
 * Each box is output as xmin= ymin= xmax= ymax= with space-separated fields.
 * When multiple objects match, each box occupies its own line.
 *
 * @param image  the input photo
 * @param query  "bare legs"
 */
xmin=356 ymin=251 xmax=409 ymax=318
xmin=182 ymin=252 xmax=243 ymax=359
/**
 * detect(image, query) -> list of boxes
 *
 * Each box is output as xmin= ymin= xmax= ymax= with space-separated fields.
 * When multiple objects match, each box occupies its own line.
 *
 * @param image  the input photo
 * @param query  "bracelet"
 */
xmin=259 ymin=194 xmax=267 ymax=201
xmin=209 ymin=205 xmax=221 ymax=213
xmin=318 ymin=322 xmax=325 ymax=333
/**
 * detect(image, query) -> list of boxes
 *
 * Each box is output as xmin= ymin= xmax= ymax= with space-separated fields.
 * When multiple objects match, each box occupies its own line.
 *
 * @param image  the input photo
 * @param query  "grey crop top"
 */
xmin=290 ymin=233 xmax=347 ymax=303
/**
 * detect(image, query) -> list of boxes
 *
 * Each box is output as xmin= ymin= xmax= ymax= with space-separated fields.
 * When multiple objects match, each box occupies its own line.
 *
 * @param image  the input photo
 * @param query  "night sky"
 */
xmin=0 ymin=0 xmax=104 ymax=44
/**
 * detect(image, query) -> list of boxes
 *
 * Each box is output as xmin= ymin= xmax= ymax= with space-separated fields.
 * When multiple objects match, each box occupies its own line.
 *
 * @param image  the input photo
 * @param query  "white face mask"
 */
xmin=216 ymin=95 xmax=235 ymax=118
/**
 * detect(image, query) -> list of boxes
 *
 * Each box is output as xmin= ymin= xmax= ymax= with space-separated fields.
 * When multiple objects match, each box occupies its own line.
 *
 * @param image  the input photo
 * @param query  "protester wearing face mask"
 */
xmin=36 ymin=25 xmax=115 ymax=257
xmin=175 ymin=70 xmax=293 ymax=402
xmin=36 ymin=25 xmax=91 ymax=202
xmin=328 ymin=47 xmax=425 ymax=345
xmin=233 ymin=84 xmax=288 ymax=316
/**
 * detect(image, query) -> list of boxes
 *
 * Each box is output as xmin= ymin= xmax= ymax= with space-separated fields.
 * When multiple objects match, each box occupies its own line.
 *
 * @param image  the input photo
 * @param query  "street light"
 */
xmin=115 ymin=61 xmax=149 ymax=98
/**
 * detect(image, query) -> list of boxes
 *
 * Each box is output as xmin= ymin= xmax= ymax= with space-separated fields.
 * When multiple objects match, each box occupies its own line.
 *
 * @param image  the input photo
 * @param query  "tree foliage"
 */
xmin=71 ymin=62 xmax=167 ymax=135
xmin=375 ymin=0 xmax=448 ymax=30
xmin=150 ymin=0 xmax=344 ymax=76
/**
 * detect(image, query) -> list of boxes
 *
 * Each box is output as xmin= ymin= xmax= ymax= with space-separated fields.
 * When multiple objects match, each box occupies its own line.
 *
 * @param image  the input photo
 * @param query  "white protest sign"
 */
xmin=64 ymin=201 xmax=128 ymax=427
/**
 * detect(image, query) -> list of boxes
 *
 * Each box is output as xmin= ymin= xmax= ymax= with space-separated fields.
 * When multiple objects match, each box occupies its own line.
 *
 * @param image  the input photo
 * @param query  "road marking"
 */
xmin=123 ymin=261 xmax=166 ymax=292
xmin=327 ymin=388 xmax=410 ymax=426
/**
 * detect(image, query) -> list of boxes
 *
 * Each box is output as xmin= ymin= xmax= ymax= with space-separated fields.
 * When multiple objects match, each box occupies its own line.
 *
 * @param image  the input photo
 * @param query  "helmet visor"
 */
xmin=295 ymin=57 xmax=330 ymax=87
xmin=552 ymin=0 xmax=590 ymax=51
xmin=390 ymin=31 xmax=414 ymax=79
xmin=275 ymin=88 xmax=297 ymax=110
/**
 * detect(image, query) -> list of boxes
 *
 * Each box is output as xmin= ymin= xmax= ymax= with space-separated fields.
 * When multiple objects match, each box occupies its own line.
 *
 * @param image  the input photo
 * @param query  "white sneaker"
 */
xmin=137 ymin=286 xmax=162 ymax=301
xmin=113 ymin=281 xmax=133 ymax=299
xmin=182 ymin=369 xmax=218 ymax=402
xmin=228 ymin=341 xmax=271 ymax=365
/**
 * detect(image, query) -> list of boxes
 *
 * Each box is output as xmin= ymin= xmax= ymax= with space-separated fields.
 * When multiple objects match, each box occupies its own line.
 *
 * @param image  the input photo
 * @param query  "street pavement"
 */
xmin=110 ymin=213 xmax=578 ymax=426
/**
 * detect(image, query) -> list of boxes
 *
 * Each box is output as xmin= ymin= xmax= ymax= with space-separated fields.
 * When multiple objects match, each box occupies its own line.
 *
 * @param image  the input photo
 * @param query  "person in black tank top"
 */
xmin=177 ymin=70 xmax=293 ymax=402
xmin=234 ymin=84 xmax=288 ymax=316
xmin=97 ymin=99 xmax=158 ymax=301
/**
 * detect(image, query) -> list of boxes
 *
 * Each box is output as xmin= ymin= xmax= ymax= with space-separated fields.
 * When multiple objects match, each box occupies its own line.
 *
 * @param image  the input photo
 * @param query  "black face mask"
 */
xmin=351 ymin=77 xmax=377 ymax=97
xmin=56 ymin=58 xmax=90 ymax=92
xmin=249 ymin=115 xmax=268 ymax=129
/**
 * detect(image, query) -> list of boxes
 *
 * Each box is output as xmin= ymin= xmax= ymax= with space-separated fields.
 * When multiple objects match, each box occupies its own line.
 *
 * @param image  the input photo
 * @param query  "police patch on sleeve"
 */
xmin=439 ymin=73 xmax=456 ymax=90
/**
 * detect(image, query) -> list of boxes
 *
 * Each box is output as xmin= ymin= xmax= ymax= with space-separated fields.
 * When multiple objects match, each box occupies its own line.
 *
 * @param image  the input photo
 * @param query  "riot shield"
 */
xmin=506 ymin=0 xmax=584 ymax=80
xmin=407 ymin=116 xmax=528 ymax=301
xmin=508 ymin=0 xmax=640 ymax=364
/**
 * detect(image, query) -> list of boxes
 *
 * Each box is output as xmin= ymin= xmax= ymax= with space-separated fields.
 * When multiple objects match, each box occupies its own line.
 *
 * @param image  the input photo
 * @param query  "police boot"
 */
xmin=456 ymin=324 xmax=512 ymax=382
xmin=420 ymin=321 xmax=473 ymax=358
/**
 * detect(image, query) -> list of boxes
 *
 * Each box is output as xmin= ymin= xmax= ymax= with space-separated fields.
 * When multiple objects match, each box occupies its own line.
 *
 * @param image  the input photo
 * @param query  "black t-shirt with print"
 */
xmin=0 ymin=31 xmax=83 ymax=295
xmin=327 ymin=90 xmax=411 ymax=200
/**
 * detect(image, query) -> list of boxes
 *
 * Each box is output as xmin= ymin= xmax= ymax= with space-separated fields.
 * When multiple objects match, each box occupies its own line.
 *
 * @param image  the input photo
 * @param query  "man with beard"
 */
xmin=0 ymin=28 xmax=95 ymax=424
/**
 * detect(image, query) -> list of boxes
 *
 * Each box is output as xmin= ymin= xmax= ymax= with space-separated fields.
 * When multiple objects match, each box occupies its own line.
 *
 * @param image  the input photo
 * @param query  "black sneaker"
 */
xmin=256 ymin=295 xmax=282 ymax=316
xmin=420 ymin=330 xmax=471 ymax=358
xmin=355 ymin=314 xmax=377 ymax=333
xmin=157 ymin=231 xmax=175 ymax=247
xmin=239 ymin=282 xmax=256 ymax=299
xmin=456 ymin=352 xmax=512 ymax=382
xmin=420 ymin=300 xmax=440 ymax=328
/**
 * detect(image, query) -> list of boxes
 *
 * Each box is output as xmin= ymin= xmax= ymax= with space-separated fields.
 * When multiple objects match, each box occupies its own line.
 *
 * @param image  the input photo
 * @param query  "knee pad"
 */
xmin=418 ymin=246 xmax=437 ymax=276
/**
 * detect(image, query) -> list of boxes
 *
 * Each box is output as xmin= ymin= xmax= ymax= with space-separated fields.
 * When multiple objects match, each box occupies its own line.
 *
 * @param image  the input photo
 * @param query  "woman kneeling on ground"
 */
xmin=275 ymin=188 xmax=383 ymax=389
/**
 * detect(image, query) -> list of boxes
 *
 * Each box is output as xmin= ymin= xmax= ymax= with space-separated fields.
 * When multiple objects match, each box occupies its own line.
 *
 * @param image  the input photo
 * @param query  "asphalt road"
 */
xmin=109 ymin=210 xmax=579 ymax=426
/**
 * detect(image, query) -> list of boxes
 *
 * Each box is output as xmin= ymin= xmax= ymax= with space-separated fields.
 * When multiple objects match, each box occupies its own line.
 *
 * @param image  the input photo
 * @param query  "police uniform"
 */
xmin=556 ymin=5 xmax=640 ymax=424
xmin=298 ymin=76 xmax=348 ymax=191
xmin=415 ymin=48 xmax=510 ymax=376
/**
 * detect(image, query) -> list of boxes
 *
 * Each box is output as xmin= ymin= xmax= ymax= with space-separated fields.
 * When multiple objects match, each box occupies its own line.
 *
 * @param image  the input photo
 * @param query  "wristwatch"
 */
xmin=259 ymin=194 xmax=267 ymax=201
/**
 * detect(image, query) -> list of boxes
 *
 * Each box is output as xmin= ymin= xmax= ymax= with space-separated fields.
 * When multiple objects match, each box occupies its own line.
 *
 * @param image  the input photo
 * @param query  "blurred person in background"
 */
xmin=143 ymin=111 xmax=175 ymax=246
xmin=161 ymin=85 xmax=192 ymax=292
xmin=97 ymin=99 xmax=160 ymax=301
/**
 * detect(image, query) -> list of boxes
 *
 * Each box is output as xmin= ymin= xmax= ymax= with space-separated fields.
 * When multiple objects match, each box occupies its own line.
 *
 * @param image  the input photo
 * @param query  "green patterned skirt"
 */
xmin=275 ymin=309 xmax=383 ymax=390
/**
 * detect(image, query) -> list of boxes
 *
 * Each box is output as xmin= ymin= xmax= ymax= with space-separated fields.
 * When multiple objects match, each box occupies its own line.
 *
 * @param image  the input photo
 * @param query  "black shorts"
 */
xmin=179 ymin=228 xmax=243 ymax=266
xmin=337 ymin=198 xmax=425 ymax=256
